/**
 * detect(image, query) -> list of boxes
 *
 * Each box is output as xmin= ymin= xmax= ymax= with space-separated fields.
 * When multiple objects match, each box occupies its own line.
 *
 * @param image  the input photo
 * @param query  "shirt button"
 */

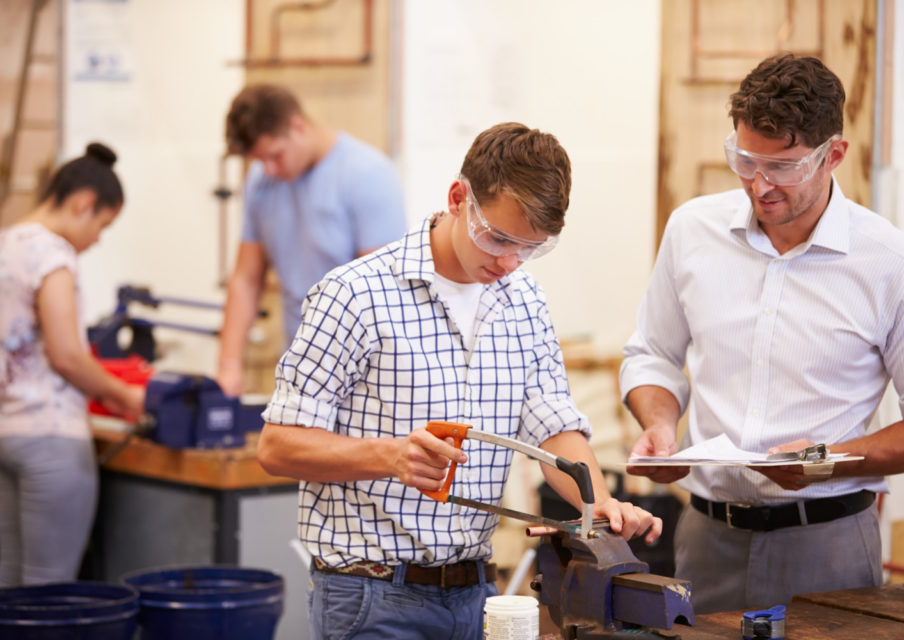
xmin=756 ymin=358 xmax=764 ymax=366
xmin=752 ymin=409 xmax=760 ymax=417
xmin=763 ymin=308 xmax=773 ymax=316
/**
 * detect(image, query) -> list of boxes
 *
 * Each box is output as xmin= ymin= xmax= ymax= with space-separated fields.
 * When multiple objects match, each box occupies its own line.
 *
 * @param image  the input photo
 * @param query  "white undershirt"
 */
xmin=432 ymin=272 xmax=484 ymax=351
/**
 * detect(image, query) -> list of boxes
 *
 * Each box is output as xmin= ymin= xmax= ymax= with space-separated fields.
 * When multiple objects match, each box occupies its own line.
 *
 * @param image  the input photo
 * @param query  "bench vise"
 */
xmin=413 ymin=421 xmax=694 ymax=638
xmin=531 ymin=526 xmax=694 ymax=639
xmin=143 ymin=371 xmax=265 ymax=449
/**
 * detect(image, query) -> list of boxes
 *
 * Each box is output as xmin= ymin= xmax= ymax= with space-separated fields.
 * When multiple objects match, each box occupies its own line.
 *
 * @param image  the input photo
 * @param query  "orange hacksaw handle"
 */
xmin=418 ymin=421 xmax=472 ymax=503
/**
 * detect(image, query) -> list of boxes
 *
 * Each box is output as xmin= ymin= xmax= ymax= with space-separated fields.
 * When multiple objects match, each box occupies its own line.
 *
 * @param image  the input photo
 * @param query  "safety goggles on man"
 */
xmin=723 ymin=131 xmax=840 ymax=186
xmin=461 ymin=176 xmax=558 ymax=261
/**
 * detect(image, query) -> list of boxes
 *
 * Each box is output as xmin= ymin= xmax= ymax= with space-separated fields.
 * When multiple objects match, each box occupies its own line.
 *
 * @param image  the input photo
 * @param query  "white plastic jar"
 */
xmin=483 ymin=595 xmax=539 ymax=640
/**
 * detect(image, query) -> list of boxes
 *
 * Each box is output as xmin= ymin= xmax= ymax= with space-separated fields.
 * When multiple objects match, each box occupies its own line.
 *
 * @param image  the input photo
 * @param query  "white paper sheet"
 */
xmin=627 ymin=434 xmax=863 ymax=467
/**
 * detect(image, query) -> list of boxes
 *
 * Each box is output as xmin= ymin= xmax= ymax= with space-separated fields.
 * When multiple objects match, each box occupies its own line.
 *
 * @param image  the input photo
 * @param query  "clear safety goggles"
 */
xmin=723 ymin=131 xmax=840 ymax=186
xmin=461 ymin=176 xmax=558 ymax=262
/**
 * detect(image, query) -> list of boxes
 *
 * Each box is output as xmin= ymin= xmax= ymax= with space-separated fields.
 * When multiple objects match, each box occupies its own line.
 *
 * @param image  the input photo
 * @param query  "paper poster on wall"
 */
xmin=69 ymin=0 xmax=134 ymax=83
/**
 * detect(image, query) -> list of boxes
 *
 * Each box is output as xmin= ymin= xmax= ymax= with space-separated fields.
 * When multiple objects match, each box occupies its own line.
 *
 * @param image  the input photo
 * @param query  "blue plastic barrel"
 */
xmin=0 ymin=581 xmax=138 ymax=640
xmin=121 ymin=565 xmax=284 ymax=640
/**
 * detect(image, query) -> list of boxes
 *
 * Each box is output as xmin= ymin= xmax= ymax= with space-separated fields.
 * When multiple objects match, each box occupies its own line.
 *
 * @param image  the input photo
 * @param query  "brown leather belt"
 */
xmin=313 ymin=558 xmax=496 ymax=588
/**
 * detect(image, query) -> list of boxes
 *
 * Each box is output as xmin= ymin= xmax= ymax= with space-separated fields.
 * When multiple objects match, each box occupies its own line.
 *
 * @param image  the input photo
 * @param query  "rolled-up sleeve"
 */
xmin=263 ymin=277 xmax=370 ymax=428
xmin=520 ymin=285 xmax=591 ymax=446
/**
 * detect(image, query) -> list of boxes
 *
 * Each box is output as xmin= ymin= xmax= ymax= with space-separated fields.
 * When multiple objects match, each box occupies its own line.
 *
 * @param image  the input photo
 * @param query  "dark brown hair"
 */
xmin=225 ymin=84 xmax=304 ymax=155
xmin=729 ymin=53 xmax=845 ymax=149
xmin=40 ymin=142 xmax=123 ymax=212
xmin=460 ymin=122 xmax=571 ymax=235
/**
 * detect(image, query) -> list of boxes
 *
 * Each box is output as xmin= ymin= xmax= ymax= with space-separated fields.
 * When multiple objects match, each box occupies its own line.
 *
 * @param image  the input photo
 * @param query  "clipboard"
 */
xmin=625 ymin=456 xmax=863 ymax=467
xmin=626 ymin=434 xmax=863 ymax=467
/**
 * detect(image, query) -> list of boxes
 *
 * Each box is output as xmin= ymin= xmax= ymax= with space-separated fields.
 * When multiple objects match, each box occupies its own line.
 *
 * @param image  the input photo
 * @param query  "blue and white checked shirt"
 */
xmin=263 ymin=215 xmax=590 ymax=568
xmin=621 ymin=180 xmax=904 ymax=504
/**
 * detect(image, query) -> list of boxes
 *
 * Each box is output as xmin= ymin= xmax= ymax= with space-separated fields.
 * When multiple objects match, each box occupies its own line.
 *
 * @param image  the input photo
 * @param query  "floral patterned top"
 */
xmin=0 ymin=223 xmax=89 ymax=439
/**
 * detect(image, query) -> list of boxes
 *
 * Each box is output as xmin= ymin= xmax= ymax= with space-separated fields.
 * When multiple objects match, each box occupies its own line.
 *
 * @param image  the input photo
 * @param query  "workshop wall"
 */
xmin=63 ymin=0 xmax=245 ymax=373
xmin=399 ymin=1 xmax=662 ymax=354
xmin=62 ymin=0 xmax=660 ymax=372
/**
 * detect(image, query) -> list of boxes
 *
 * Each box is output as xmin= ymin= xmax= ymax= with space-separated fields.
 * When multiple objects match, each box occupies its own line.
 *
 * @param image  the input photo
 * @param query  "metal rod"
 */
xmin=151 ymin=295 xmax=224 ymax=311
xmin=447 ymin=496 xmax=582 ymax=535
xmin=128 ymin=318 xmax=220 ymax=336
xmin=467 ymin=430 xmax=559 ymax=467
xmin=216 ymin=153 xmax=233 ymax=288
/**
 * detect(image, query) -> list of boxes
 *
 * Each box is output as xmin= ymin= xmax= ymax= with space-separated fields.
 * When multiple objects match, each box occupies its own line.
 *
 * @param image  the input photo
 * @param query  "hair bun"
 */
xmin=85 ymin=142 xmax=117 ymax=167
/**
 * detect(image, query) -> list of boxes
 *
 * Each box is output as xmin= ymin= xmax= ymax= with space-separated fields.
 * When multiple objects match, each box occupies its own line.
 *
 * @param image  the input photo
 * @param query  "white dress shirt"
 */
xmin=621 ymin=180 xmax=904 ymax=503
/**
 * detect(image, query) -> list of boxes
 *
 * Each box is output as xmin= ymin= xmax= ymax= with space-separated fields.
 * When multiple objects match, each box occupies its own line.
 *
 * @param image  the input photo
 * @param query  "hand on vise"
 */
xmin=101 ymin=383 xmax=146 ymax=422
xmin=216 ymin=359 xmax=244 ymax=397
xmin=595 ymin=497 xmax=663 ymax=544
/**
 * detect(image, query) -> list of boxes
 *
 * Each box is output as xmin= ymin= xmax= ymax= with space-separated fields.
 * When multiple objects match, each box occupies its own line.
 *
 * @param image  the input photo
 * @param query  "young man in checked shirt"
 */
xmin=257 ymin=122 xmax=661 ymax=639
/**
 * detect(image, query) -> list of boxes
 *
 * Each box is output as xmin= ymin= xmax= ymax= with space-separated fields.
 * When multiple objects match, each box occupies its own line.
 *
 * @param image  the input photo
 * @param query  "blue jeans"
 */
xmin=309 ymin=563 xmax=498 ymax=640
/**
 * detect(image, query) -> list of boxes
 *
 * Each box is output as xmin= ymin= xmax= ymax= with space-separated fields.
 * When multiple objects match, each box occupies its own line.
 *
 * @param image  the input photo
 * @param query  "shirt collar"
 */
xmin=729 ymin=177 xmax=850 ymax=256
xmin=391 ymin=214 xmax=441 ymax=284
xmin=390 ymin=214 xmax=520 ymax=302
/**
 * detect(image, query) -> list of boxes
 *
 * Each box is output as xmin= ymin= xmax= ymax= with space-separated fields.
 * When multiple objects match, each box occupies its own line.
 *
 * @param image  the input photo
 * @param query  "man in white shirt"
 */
xmin=621 ymin=53 xmax=904 ymax=613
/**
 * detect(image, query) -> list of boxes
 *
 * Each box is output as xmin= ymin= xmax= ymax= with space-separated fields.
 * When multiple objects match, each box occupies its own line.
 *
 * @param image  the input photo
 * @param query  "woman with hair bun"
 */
xmin=0 ymin=142 xmax=145 ymax=586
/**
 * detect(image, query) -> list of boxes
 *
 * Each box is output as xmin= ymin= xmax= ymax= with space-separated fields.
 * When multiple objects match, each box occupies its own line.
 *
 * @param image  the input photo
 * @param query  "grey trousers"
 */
xmin=0 ymin=435 xmax=98 ymax=586
xmin=674 ymin=500 xmax=882 ymax=614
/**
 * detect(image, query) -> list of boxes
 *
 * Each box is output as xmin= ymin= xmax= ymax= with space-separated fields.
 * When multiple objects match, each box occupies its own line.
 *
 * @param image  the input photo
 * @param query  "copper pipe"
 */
xmin=236 ymin=0 xmax=373 ymax=68
xmin=878 ymin=0 xmax=895 ymax=165
xmin=270 ymin=0 xmax=339 ymax=59
xmin=245 ymin=0 xmax=253 ymax=58
xmin=241 ymin=56 xmax=369 ymax=68
xmin=686 ymin=0 xmax=825 ymax=84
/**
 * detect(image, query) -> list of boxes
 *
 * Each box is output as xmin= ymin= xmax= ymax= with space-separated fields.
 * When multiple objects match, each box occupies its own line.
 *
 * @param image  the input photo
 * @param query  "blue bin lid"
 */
xmin=121 ymin=566 xmax=283 ymax=610
xmin=0 ymin=582 xmax=138 ymax=626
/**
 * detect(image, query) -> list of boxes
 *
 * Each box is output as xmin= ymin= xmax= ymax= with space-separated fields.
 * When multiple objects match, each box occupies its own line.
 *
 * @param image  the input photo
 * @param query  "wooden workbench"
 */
xmin=92 ymin=426 xmax=296 ymax=489
xmin=676 ymin=598 xmax=903 ymax=639
xmin=792 ymin=583 xmax=904 ymax=623
xmin=660 ymin=583 xmax=904 ymax=639
xmin=87 ymin=426 xmax=308 ymax=639
xmin=539 ymin=583 xmax=904 ymax=639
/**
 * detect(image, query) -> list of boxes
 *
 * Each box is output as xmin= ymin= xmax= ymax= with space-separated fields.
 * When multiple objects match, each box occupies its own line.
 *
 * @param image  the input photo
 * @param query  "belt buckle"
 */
xmin=725 ymin=502 xmax=751 ymax=529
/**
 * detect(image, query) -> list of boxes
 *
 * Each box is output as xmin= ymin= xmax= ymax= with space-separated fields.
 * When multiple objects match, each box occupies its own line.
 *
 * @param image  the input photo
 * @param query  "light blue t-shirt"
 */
xmin=241 ymin=132 xmax=407 ymax=343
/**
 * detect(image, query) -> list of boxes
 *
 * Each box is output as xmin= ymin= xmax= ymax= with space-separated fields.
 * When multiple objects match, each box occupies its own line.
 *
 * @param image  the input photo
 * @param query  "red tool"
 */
xmin=88 ymin=353 xmax=155 ymax=421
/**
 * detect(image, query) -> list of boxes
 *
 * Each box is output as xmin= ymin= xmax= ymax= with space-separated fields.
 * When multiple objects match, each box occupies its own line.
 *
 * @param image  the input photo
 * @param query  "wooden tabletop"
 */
xmin=92 ymin=427 xmax=297 ymax=490
xmin=540 ymin=583 xmax=904 ymax=639
xmin=670 ymin=600 xmax=904 ymax=639
xmin=793 ymin=583 xmax=904 ymax=623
